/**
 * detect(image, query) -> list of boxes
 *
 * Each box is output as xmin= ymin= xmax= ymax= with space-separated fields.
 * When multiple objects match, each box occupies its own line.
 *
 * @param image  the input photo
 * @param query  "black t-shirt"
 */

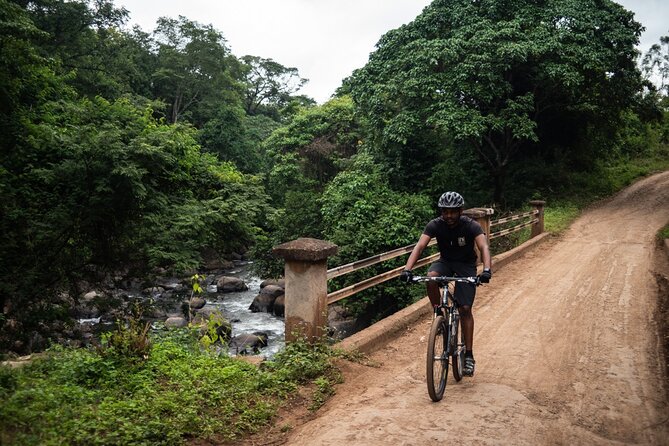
xmin=423 ymin=216 xmax=484 ymax=264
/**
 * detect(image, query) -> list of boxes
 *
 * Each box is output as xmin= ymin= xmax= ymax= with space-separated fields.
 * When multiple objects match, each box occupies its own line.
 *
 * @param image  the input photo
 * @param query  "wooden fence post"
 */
xmin=529 ymin=200 xmax=546 ymax=238
xmin=463 ymin=207 xmax=494 ymax=264
xmin=272 ymin=238 xmax=338 ymax=343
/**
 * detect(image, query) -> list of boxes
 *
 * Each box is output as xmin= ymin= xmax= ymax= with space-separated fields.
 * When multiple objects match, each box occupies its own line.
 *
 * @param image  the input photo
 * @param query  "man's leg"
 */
xmin=459 ymin=305 xmax=474 ymax=352
xmin=427 ymin=270 xmax=441 ymax=306
xmin=426 ymin=260 xmax=448 ymax=307
xmin=459 ymin=304 xmax=476 ymax=376
xmin=453 ymin=262 xmax=477 ymax=376
xmin=460 ymin=305 xmax=474 ymax=351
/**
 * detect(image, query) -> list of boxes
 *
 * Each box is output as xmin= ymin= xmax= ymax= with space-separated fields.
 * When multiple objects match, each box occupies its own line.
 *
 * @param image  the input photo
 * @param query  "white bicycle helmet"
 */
xmin=438 ymin=191 xmax=464 ymax=209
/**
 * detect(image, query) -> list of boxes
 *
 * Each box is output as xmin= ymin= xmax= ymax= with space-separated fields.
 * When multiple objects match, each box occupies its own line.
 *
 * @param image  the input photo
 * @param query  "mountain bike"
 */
xmin=410 ymin=275 xmax=479 ymax=402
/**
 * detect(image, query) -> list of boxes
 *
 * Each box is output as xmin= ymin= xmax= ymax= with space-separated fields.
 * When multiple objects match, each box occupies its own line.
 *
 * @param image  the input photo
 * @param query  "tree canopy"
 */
xmin=241 ymin=55 xmax=309 ymax=117
xmin=347 ymin=0 xmax=644 ymax=204
xmin=151 ymin=16 xmax=243 ymax=126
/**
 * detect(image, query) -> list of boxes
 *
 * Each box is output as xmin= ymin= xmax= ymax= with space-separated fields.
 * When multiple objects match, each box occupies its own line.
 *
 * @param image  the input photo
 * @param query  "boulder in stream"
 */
xmin=249 ymin=285 xmax=284 ymax=313
xmin=216 ymin=276 xmax=248 ymax=292
xmin=260 ymin=278 xmax=285 ymax=289
xmin=273 ymin=294 xmax=285 ymax=317
xmin=189 ymin=297 xmax=206 ymax=310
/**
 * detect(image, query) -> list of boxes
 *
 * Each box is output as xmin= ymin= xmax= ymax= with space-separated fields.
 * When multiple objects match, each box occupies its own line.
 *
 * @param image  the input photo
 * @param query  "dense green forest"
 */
xmin=1 ymin=0 xmax=668 ymax=354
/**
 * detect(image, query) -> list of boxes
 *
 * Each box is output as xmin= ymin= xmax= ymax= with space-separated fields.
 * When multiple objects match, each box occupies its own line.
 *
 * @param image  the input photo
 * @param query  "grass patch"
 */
xmin=544 ymin=202 xmax=581 ymax=235
xmin=659 ymin=224 xmax=669 ymax=241
xmin=309 ymin=375 xmax=339 ymax=411
xmin=0 ymin=330 xmax=345 ymax=445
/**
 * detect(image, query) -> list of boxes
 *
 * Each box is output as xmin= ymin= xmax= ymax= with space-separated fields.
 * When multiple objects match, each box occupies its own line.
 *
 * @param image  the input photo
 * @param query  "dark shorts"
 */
xmin=427 ymin=260 xmax=477 ymax=307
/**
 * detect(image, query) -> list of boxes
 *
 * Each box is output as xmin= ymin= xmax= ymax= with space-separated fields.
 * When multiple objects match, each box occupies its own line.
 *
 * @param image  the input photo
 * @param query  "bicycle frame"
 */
xmin=414 ymin=276 xmax=475 ymax=348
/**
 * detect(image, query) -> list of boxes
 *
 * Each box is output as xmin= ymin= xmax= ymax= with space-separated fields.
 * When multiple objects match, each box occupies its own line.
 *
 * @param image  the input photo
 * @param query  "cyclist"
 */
xmin=400 ymin=191 xmax=492 ymax=376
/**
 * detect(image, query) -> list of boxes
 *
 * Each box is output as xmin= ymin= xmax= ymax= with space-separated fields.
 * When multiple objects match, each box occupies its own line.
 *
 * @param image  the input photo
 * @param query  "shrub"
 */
xmin=97 ymin=305 xmax=151 ymax=365
xmin=0 ymin=332 xmax=344 ymax=445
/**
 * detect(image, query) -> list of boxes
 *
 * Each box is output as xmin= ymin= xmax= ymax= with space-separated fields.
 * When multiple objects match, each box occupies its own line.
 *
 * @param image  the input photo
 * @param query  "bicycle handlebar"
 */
xmin=409 ymin=275 xmax=480 ymax=285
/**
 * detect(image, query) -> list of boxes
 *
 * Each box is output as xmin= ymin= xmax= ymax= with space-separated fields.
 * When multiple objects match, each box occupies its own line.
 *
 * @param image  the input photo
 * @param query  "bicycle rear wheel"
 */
xmin=426 ymin=315 xmax=448 ymax=401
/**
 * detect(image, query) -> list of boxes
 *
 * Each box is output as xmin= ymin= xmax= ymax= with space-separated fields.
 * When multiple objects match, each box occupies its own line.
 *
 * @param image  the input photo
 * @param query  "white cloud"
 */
xmin=617 ymin=0 xmax=668 ymax=51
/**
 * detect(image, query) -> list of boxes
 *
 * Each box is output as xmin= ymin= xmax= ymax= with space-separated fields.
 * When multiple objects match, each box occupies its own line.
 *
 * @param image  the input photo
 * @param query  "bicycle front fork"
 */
xmin=448 ymin=309 xmax=461 ymax=354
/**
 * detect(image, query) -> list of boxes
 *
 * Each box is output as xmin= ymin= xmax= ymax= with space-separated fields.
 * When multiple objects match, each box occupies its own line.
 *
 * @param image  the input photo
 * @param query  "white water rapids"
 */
xmin=204 ymin=261 xmax=285 ymax=357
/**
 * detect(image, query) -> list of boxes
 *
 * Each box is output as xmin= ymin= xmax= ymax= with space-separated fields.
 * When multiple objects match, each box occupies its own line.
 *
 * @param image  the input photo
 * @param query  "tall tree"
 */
xmin=249 ymin=96 xmax=363 ymax=277
xmin=240 ymin=55 xmax=308 ymax=117
xmin=642 ymin=33 xmax=669 ymax=95
xmin=151 ymin=16 xmax=243 ymax=126
xmin=347 ymin=0 xmax=644 ymax=204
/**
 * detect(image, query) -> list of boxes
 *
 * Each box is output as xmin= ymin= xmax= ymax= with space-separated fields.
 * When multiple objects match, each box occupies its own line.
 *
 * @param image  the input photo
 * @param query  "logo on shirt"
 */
xmin=458 ymin=237 xmax=466 ymax=246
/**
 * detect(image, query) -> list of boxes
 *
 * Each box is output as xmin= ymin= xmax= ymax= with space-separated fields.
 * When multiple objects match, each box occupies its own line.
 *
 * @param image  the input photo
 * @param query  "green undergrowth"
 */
xmin=0 ymin=329 xmax=351 ymax=446
xmin=542 ymin=151 xmax=669 ymax=236
xmin=488 ymin=150 xmax=669 ymax=249
xmin=659 ymin=224 xmax=669 ymax=241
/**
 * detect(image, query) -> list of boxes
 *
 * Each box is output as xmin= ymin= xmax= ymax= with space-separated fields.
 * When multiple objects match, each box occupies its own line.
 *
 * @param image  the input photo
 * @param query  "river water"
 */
xmin=203 ymin=261 xmax=285 ymax=357
xmin=78 ymin=261 xmax=286 ymax=358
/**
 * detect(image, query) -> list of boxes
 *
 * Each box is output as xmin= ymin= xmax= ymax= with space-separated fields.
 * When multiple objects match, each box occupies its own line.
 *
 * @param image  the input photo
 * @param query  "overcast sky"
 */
xmin=118 ymin=0 xmax=668 ymax=103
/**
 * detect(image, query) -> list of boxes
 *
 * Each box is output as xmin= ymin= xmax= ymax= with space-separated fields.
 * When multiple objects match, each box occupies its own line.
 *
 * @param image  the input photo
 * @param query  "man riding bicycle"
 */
xmin=400 ymin=191 xmax=492 ymax=376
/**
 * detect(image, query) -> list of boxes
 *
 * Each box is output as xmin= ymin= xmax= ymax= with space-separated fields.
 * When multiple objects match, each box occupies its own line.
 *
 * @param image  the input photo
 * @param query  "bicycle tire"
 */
xmin=451 ymin=318 xmax=464 ymax=382
xmin=426 ymin=315 xmax=448 ymax=401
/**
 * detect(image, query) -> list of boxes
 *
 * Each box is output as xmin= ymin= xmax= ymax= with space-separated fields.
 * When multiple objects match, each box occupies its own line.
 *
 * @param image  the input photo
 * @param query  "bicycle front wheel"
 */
xmin=451 ymin=317 xmax=464 ymax=382
xmin=426 ymin=315 xmax=448 ymax=402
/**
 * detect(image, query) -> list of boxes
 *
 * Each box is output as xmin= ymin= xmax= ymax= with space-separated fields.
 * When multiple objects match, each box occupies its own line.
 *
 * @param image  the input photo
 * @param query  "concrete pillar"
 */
xmin=272 ymin=238 xmax=338 ymax=343
xmin=529 ymin=200 xmax=546 ymax=238
xmin=463 ymin=207 xmax=494 ymax=264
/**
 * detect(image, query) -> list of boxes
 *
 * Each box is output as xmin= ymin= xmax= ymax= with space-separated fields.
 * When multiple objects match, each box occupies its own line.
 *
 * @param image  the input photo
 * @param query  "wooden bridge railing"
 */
xmin=273 ymin=200 xmax=545 ymax=343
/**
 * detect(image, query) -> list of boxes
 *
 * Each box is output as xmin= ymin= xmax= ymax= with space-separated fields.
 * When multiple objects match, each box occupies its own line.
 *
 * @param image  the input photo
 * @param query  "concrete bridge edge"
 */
xmin=336 ymin=232 xmax=552 ymax=355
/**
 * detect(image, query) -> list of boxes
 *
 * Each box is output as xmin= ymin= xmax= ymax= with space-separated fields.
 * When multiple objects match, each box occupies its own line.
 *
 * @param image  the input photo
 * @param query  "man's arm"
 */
xmin=404 ymin=233 xmax=432 ymax=271
xmin=474 ymin=233 xmax=491 ymax=271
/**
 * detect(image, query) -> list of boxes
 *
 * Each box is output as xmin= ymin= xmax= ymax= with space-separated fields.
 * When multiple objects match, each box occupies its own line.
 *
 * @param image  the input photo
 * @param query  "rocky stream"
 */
xmin=74 ymin=260 xmax=288 ymax=358
xmin=69 ymin=258 xmax=361 ymax=361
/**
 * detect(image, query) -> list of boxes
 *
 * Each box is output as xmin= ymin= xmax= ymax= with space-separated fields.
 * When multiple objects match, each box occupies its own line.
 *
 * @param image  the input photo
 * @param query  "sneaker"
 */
xmin=463 ymin=356 xmax=476 ymax=376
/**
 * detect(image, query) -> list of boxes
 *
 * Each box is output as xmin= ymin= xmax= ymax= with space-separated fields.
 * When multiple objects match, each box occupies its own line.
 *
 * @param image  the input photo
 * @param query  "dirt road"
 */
xmin=284 ymin=171 xmax=669 ymax=445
